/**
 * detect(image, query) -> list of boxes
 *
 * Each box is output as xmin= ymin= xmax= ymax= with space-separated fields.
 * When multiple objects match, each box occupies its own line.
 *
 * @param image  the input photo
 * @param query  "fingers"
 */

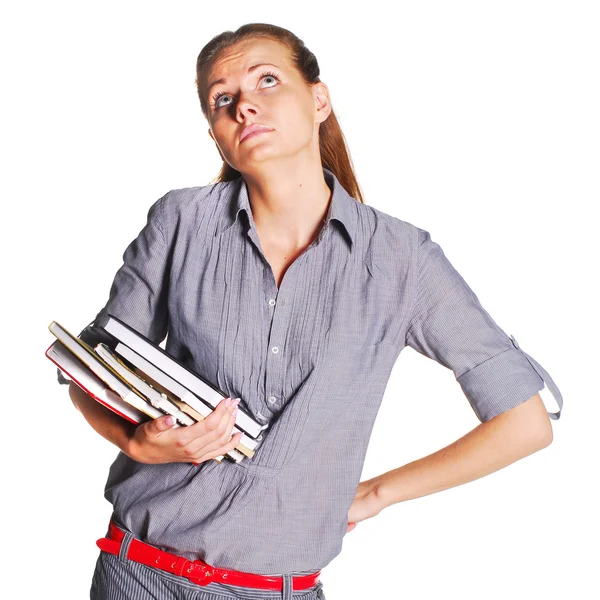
xmin=152 ymin=414 xmax=178 ymax=434
xmin=141 ymin=397 xmax=243 ymax=465
xmin=197 ymin=429 xmax=244 ymax=464
xmin=184 ymin=402 xmax=242 ymax=460
xmin=173 ymin=397 xmax=238 ymax=447
xmin=346 ymin=522 xmax=357 ymax=533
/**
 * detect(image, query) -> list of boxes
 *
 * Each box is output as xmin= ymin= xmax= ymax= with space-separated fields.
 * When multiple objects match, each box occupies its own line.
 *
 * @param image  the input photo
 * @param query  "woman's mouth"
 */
xmin=240 ymin=124 xmax=273 ymax=143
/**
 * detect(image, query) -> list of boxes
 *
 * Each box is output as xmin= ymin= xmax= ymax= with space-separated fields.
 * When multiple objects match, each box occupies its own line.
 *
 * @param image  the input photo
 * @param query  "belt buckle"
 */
xmin=185 ymin=561 xmax=214 ymax=586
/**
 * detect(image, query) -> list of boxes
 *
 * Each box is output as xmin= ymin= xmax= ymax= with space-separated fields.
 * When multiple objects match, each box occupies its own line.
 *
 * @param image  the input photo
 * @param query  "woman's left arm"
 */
xmin=347 ymin=392 xmax=553 ymax=529
xmin=373 ymin=392 xmax=552 ymax=511
xmin=346 ymin=228 xmax=563 ymax=532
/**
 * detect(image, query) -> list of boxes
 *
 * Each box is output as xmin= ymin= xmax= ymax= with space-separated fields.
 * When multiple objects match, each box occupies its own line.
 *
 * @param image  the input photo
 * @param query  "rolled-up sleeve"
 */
xmin=405 ymin=227 xmax=563 ymax=422
xmin=56 ymin=193 xmax=171 ymax=385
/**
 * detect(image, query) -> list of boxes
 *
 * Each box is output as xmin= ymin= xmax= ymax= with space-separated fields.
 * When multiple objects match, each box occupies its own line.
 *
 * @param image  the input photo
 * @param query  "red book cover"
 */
xmin=46 ymin=339 xmax=147 ymax=425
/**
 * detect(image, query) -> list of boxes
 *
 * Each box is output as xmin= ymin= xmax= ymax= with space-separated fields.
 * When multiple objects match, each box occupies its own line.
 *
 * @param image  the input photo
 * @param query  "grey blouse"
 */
xmin=57 ymin=167 xmax=563 ymax=577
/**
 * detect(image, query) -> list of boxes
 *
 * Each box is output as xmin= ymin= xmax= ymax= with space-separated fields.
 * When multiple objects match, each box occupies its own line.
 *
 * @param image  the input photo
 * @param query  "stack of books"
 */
xmin=45 ymin=314 xmax=268 ymax=464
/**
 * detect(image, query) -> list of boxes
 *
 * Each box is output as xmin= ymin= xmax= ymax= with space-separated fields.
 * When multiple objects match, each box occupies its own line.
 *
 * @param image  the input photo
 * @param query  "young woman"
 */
xmin=60 ymin=22 xmax=563 ymax=600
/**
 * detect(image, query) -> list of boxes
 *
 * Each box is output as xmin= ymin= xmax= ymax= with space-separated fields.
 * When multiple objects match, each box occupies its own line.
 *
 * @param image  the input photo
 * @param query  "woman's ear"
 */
xmin=312 ymin=82 xmax=332 ymax=124
xmin=208 ymin=128 xmax=226 ymax=162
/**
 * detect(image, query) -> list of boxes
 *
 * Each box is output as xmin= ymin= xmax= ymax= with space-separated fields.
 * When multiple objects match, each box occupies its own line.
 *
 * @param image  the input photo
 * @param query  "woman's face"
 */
xmin=204 ymin=38 xmax=330 ymax=173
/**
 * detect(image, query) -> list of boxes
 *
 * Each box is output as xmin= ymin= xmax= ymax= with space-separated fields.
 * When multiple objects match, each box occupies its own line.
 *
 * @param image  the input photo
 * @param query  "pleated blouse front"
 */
xmin=57 ymin=167 xmax=563 ymax=576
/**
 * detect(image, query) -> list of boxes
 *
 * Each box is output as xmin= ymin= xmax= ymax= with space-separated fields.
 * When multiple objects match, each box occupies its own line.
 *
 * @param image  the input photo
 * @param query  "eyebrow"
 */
xmin=207 ymin=63 xmax=281 ymax=95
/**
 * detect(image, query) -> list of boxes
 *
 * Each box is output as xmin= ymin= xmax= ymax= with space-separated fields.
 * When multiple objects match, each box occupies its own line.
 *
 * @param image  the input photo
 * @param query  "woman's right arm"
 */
xmin=69 ymin=381 xmax=136 ymax=455
xmin=68 ymin=381 xmax=243 ymax=464
xmin=63 ymin=192 xmax=242 ymax=464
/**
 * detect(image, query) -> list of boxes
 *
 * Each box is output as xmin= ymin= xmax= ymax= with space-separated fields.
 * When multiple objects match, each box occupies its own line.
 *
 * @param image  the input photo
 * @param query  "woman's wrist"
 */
xmin=372 ymin=473 xmax=394 ymax=511
xmin=121 ymin=431 xmax=137 ymax=460
xmin=70 ymin=382 xmax=139 ymax=457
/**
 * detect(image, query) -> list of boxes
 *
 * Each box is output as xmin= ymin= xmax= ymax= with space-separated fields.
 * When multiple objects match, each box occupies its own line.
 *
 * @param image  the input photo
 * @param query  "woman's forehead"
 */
xmin=210 ymin=39 xmax=291 ymax=75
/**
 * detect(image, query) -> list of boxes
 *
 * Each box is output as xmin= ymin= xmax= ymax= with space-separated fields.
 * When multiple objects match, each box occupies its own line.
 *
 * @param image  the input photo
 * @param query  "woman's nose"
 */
xmin=236 ymin=94 xmax=259 ymax=119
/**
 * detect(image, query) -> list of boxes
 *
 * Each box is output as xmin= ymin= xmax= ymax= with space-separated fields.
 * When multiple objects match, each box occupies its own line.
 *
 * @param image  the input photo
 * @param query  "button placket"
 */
xmin=263 ymin=264 xmax=298 ymax=415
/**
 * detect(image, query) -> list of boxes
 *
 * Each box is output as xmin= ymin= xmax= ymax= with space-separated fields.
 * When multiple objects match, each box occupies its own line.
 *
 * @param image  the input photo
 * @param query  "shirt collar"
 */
xmin=214 ymin=167 xmax=358 ymax=247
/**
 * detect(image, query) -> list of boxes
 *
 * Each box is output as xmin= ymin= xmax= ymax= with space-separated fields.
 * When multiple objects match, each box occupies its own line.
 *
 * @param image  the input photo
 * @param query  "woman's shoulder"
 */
xmin=352 ymin=202 xmax=425 ymax=279
xmin=152 ymin=179 xmax=235 ymax=239
xmin=159 ymin=179 xmax=231 ymax=215
xmin=358 ymin=201 xmax=422 ymax=248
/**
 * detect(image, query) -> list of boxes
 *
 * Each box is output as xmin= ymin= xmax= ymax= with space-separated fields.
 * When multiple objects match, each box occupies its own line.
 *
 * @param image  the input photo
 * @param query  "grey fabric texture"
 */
xmin=59 ymin=167 xmax=563 ymax=576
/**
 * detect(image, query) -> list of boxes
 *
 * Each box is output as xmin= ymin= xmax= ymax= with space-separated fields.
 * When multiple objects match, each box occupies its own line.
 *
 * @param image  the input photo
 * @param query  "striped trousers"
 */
xmin=90 ymin=530 xmax=327 ymax=600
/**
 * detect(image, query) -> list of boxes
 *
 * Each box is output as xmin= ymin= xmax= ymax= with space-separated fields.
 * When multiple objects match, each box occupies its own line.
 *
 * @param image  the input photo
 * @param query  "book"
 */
xmin=48 ymin=337 xmax=226 ymax=464
xmin=94 ymin=343 xmax=196 ymax=427
xmin=95 ymin=342 xmax=247 ymax=462
xmin=48 ymin=321 xmax=168 ymax=422
xmin=114 ymin=341 xmax=259 ymax=458
xmin=99 ymin=314 xmax=268 ymax=440
xmin=46 ymin=340 xmax=148 ymax=425
xmin=47 ymin=321 xmax=228 ymax=463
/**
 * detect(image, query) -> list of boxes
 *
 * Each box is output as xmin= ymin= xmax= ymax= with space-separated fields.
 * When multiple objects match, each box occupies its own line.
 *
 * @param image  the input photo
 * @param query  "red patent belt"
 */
xmin=96 ymin=519 xmax=322 ymax=590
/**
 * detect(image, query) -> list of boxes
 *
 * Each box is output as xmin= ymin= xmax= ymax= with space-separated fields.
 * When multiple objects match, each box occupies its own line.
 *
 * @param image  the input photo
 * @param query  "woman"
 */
xmin=61 ymin=22 xmax=563 ymax=600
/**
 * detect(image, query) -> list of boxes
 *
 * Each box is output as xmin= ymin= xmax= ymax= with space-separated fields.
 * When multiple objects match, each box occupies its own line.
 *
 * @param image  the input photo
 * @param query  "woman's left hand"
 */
xmin=346 ymin=477 xmax=384 ymax=533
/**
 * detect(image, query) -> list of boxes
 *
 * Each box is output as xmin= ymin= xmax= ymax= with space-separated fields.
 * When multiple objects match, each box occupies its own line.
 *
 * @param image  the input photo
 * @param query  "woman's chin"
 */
xmin=239 ymin=144 xmax=283 ymax=163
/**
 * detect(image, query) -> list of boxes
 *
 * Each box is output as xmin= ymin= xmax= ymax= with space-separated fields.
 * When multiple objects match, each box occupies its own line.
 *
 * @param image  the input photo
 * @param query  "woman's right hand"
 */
xmin=125 ymin=397 xmax=243 ymax=465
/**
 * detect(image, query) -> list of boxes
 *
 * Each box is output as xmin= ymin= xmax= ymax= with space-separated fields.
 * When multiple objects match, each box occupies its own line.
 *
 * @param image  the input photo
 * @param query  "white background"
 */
xmin=3 ymin=1 xmax=598 ymax=598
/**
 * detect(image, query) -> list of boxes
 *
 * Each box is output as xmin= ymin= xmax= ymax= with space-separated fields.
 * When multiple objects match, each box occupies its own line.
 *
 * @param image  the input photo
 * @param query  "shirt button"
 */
xmin=268 ymin=299 xmax=276 ymax=306
xmin=267 ymin=396 xmax=277 ymax=404
xmin=271 ymin=346 xmax=279 ymax=354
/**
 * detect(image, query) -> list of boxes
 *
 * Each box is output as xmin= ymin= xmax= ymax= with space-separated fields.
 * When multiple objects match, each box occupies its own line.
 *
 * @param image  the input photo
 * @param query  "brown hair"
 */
xmin=195 ymin=23 xmax=365 ymax=204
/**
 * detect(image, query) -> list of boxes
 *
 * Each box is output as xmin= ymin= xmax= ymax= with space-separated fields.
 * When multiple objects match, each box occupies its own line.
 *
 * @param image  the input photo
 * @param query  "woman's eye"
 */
xmin=212 ymin=91 xmax=231 ymax=109
xmin=259 ymin=73 xmax=279 ymax=87
xmin=212 ymin=72 xmax=279 ymax=109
